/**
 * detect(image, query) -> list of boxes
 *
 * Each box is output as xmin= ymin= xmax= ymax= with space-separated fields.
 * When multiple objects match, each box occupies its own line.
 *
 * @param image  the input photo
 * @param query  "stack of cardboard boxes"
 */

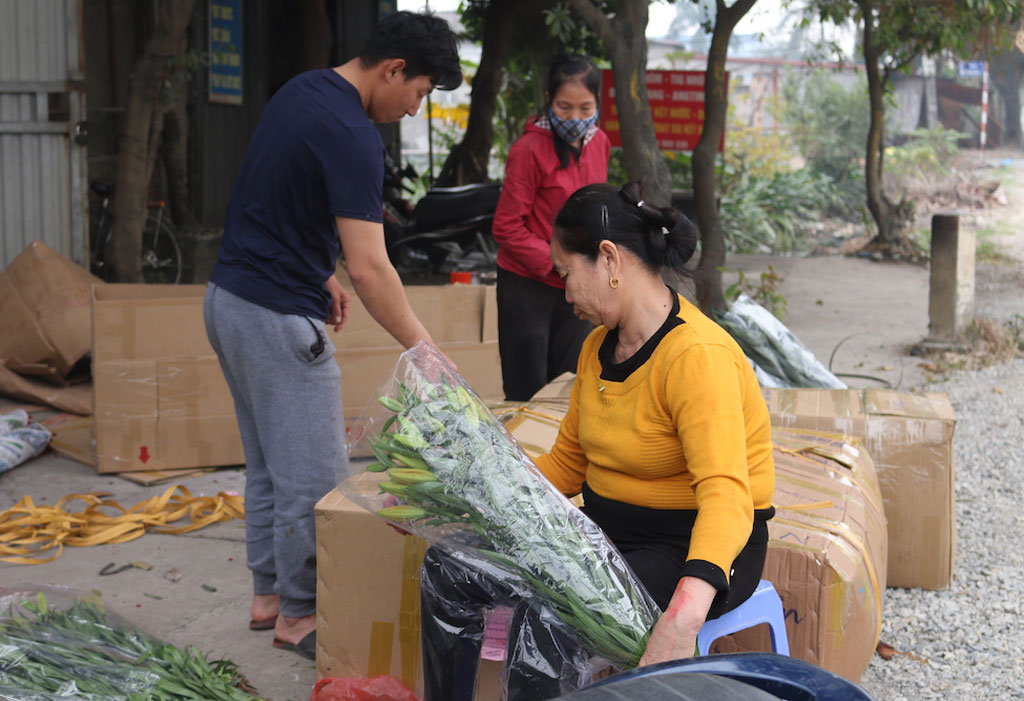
xmin=762 ymin=388 xmax=956 ymax=590
xmin=89 ymin=282 xmax=502 ymax=473
xmin=532 ymin=375 xmax=957 ymax=591
xmin=315 ymin=375 xmax=957 ymax=693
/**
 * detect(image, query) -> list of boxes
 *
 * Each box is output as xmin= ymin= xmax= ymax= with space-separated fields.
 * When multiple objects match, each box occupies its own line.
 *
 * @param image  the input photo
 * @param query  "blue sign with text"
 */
xmin=958 ymin=61 xmax=985 ymax=78
xmin=209 ymin=0 xmax=242 ymax=104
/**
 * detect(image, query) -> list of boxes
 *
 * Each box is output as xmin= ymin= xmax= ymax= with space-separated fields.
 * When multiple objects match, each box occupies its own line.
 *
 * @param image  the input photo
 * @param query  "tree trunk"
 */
xmin=991 ymin=49 xmax=1024 ymax=150
xmin=298 ymin=0 xmax=331 ymax=71
xmin=693 ymin=0 xmax=757 ymax=315
xmin=435 ymin=0 xmax=518 ymax=186
xmin=861 ymin=0 xmax=897 ymax=245
xmin=159 ymin=78 xmax=192 ymax=228
xmin=109 ymin=0 xmax=197 ymax=282
xmin=567 ymin=0 xmax=671 ymax=205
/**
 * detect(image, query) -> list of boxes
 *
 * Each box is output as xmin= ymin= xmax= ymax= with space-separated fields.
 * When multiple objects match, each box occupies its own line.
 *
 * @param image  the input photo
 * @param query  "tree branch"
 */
xmin=564 ymin=0 xmax=615 ymax=48
xmin=718 ymin=0 xmax=759 ymax=31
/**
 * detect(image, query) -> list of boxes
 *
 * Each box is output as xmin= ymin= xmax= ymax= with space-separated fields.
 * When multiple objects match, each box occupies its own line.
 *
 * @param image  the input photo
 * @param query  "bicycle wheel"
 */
xmin=141 ymin=211 xmax=182 ymax=284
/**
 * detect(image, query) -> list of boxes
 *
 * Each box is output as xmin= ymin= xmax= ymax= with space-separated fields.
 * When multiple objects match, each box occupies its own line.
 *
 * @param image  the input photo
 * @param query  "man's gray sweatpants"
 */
xmin=203 ymin=283 xmax=347 ymax=618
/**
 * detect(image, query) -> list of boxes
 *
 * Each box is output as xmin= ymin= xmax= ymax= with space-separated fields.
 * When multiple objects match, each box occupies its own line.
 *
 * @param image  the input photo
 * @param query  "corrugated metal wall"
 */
xmin=0 ymin=0 xmax=87 ymax=268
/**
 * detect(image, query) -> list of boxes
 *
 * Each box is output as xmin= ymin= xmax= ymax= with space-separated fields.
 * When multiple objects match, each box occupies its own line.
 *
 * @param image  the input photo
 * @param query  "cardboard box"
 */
xmin=92 ymin=284 xmax=502 ymax=472
xmin=501 ymin=402 xmax=887 ymax=682
xmin=730 ymin=427 xmax=888 ymax=683
xmin=530 ymin=377 xmax=955 ymax=591
xmin=315 ymin=489 xmax=503 ymax=699
xmin=0 ymin=362 xmax=93 ymax=415
xmin=763 ymin=388 xmax=956 ymax=590
xmin=0 ymin=241 xmax=102 ymax=381
xmin=91 ymin=285 xmax=242 ymax=472
xmin=329 ymin=283 xmax=498 ymax=350
xmin=528 ymin=372 xmax=575 ymax=404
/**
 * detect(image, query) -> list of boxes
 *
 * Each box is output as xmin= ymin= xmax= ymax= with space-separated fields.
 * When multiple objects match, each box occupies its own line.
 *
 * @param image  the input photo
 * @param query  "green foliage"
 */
xmin=365 ymin=365 xmax=659 ymax=668
xmin=719 ymin=165 xmax=836 ymax=254
xmin=723 ymin=115 xmax=796 ymax=181
xmin=607 ymin=149 xmax=628 ymax=187
xmin=543 ymin=3 xmax=600 ymax=46
xmin=774 ymin=71 xmax=869 ymax=219
xmin=664 ymin=150 xmax=694 ymax=190
xmin=1008 ymin=314 xmax=1024 ymax=353
xmin=776 ymin=71 xmax=869 ymax=182
xmin=974 ymin=221 xmax=1014 ymax=263
xmin=712 ymin=109 xmax=829 ymax=253
xmin=0 ymin=594 xmax=258 ymax=700
xmin=809 ymin=0 xmax=1023 ymax=69
xmin=723 ymin=264 xmax=788 ymax=320
xmin=471 ymin=2 xmax=608 ymax=166
xmin=884 ymin=127 xmax=964 ymax=186
xmin=607 ymin=150 xmax=693 ymax=192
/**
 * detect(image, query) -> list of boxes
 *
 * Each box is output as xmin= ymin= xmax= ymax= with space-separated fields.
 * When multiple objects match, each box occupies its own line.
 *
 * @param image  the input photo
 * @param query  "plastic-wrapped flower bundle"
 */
xmin=0 ymin=588 xmax=259 ymax=700
xmin=341 ymin=343 xmax=659 ymax=668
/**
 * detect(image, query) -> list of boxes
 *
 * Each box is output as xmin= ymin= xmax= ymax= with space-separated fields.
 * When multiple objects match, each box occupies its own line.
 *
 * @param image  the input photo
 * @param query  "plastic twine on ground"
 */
xmin=0 ymin=484 xmax=245 ymax=565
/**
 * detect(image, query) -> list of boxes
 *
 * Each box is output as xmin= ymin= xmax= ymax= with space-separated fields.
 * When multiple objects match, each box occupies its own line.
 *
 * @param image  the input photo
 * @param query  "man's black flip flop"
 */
xmin=273 ymin=630 xmax=316 ymax=660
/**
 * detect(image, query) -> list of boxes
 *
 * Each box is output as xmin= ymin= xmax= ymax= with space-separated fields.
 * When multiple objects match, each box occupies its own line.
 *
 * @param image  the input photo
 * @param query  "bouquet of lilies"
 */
xmin=341 ymin=343 xmax=658 ymax=668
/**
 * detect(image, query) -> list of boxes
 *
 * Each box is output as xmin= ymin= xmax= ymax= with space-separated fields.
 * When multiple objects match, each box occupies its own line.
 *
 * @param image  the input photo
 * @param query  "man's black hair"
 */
xmin=358 ymin=11 xmax=462 ymax=91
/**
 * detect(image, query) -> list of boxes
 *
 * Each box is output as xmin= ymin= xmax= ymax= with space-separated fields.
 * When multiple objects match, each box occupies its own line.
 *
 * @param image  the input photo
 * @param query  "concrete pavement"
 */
xmin=0 ymin=440 xmax=315 ymax=701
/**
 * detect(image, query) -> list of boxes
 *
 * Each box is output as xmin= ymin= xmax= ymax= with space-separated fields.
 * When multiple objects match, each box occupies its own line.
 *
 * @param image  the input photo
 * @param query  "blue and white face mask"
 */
xmin=548 ymin=107 xmax=599 ymax=144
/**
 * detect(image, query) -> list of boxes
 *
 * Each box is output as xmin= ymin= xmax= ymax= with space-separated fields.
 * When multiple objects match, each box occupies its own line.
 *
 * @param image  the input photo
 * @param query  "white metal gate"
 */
xmin=0 ymin=0 xmax=87 ymax=268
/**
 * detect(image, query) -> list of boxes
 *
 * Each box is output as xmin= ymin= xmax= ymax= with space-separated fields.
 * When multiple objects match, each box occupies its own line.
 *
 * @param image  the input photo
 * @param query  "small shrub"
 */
xmin=776 ymin=71 xmax=870 ymax=183
xmin=723 ymin=264 xmax=787 ymax=320
xmin=719 ymin=165 xmax=836 ymax=254
xmin=885 ymin=127 xmax=964 ymax=196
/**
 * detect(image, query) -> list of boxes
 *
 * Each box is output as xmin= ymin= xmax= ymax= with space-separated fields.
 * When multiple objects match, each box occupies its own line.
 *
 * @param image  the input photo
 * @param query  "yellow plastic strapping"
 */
xmin=0 ymin=484 xmax=244 ymax=564
xmin=399 ymin=535 xmax=427 ymax=689
xmin=771 ymin=508 xmax=883 ymax=646
xmin=775 ymin=446 xmax=885 ymax=518
xmin=777 ymin=500 xmax=835 ymax=512
xmin=367 ymin=621 xmax=395 ymax=678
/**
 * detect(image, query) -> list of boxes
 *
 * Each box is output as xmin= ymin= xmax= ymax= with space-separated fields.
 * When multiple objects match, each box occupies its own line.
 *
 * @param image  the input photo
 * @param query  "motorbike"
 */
xmin=382 ymin=151 xmax=502 ymax=278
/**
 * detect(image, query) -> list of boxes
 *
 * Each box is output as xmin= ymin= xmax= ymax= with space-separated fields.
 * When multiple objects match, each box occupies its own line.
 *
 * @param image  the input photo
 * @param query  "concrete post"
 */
xmin=928 ymin=213 xmax=975 ymax=342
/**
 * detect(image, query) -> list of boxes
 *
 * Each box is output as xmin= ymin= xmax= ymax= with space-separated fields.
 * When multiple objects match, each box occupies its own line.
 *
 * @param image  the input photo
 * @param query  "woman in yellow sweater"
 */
xmin=540 ymin=180 xmax=775 ymax=667
xmin=419 ymin=181 xmax=775 ymax=700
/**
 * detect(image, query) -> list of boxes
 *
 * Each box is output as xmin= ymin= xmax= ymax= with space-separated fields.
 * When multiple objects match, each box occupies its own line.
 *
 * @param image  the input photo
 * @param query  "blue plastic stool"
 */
xmin=697 ymin=580 xmax=789 ymax=656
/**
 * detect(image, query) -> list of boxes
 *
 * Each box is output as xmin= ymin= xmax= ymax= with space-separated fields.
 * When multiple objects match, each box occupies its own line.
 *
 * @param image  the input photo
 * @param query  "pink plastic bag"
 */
xmin=310 ymin=675 xmax=419 ymax=701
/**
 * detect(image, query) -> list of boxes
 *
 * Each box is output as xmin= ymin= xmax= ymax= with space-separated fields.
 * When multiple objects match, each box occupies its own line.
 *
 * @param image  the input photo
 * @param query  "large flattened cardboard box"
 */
xmin=92 ymin=283 xmax=501 ymax=473
xmin=315 ymin=489 xmax=503 ymax=699
xmin=501 ymin=402 xmax=887 ymax=683
xmin=763 ymin=388 xmax=956 ymax=590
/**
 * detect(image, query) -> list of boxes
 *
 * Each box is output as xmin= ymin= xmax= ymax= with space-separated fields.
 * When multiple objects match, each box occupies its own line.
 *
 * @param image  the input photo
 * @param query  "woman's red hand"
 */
xmin=637 ymin=576 xmax=717 ymax=667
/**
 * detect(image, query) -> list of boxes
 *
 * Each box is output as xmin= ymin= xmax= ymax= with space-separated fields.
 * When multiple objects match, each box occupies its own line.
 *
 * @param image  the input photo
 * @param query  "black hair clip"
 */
xmin=601 ymin=205 xmax=609 ymax=238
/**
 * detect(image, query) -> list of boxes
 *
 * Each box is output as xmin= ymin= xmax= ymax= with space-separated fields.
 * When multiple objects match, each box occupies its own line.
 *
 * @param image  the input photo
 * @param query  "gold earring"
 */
xmin=609 ymin=277 xmax=619 ymax=289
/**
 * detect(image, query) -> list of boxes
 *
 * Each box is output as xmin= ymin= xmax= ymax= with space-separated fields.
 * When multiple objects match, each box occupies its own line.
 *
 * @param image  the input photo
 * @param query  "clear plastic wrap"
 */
xmin=340 ymin=343 xmax=660 ymax=675
xmin=0 ymin=586 xmax=257 ymax=700
xmin=716 ymin=293 xmax=846 ymax=389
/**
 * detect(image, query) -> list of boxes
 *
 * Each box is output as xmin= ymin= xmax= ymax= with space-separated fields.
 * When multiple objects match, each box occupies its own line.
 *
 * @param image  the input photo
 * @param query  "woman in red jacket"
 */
xmin=492 ymin=54 xmax=610 ymax=401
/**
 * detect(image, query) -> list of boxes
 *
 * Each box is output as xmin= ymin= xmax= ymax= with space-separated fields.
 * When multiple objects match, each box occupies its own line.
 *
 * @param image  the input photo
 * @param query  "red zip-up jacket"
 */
xmin=493 ymin=116 xmax=610 ymax=288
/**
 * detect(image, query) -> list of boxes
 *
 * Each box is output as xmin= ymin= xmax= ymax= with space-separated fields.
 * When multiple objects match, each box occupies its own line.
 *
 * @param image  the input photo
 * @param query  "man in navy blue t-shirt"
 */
xmin=203 ymin=11 xmax=461 ymax=661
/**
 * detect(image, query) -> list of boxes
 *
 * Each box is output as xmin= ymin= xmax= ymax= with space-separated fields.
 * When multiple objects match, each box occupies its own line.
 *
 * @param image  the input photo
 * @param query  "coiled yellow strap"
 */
xmin=0 ymin=485 xmax=245 ymax=565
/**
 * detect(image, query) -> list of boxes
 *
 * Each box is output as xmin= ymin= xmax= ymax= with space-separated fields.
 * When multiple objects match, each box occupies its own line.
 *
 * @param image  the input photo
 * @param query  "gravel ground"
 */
xmin=858 ymin=356 xmax=1024 ymax=700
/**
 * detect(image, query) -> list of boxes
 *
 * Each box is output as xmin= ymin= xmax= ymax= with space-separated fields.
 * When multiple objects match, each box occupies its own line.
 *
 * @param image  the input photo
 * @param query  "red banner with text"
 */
xmin=599 ymin=69 xmax=727 ymax=152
